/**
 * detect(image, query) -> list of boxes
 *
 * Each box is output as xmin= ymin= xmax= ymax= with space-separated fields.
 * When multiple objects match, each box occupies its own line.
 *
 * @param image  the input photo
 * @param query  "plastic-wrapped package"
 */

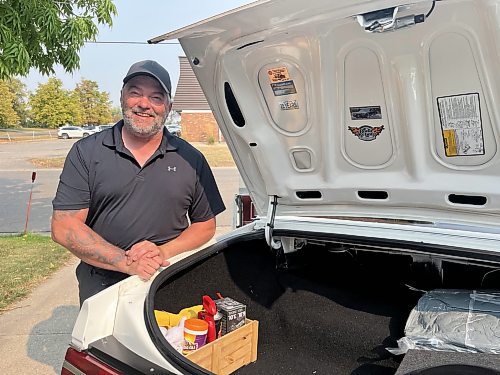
xmin=159 ymin=317 xmax=186 ymax=353
xmin=390 ymin=289 xmax=500 ymax=354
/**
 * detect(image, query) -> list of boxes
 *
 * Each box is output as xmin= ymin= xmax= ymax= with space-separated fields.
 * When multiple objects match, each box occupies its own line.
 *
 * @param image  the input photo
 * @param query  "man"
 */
xmin=51 ymin=60 xmax=226 ymax=306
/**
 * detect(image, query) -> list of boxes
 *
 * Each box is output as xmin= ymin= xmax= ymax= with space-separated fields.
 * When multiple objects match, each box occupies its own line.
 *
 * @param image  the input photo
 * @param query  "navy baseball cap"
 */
xmin=123 ymin=60 xmax=171 ymax=96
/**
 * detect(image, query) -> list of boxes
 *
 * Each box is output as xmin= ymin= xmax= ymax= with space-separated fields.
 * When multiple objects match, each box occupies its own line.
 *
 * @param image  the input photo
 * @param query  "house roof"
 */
xmin=172 ymin=56 xmax=211 ymax=111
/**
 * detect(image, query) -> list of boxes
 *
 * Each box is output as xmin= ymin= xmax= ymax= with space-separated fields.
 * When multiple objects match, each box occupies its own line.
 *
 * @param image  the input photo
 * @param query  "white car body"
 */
xmin=57 ymin=126 xmax=96 ymax=139
xmin=64 ymin=1 xmax=500 ymax=374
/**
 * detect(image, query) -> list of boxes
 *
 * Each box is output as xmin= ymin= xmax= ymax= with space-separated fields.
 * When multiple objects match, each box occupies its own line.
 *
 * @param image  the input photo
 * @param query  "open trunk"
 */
xmin=148 ymin=232 xmax=500 ymax=374
xmin=143 ymin=2 xmax=500 ymax=370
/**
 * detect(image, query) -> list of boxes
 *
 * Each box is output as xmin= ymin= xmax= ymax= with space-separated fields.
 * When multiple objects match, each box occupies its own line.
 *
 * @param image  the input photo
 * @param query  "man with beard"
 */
xmin=51 ymin=60 xmax=226 ymax=306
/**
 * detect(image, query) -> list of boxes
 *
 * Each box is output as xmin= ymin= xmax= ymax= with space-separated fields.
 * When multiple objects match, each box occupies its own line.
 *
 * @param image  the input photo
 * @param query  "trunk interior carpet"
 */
xmin=155 ymin=239 xmax=421 ymax=374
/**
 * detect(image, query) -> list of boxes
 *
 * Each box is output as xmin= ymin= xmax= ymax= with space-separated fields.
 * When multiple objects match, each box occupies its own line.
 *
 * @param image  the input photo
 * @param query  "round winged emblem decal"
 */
xmin=348 ymin=125 xmax=384 ymax=141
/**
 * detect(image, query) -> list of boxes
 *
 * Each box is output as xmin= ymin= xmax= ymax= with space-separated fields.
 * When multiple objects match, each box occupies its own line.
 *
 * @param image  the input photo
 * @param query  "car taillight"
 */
xmin=61 ymin=347 xmax=123 ymax=375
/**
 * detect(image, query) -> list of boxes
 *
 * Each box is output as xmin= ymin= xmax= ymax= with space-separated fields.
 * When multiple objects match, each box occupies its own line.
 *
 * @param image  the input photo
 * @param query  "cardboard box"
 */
xmin=185 ymin=319 xmax=258 ymax=375
xmin=215 ymin=297 xmax=246 ymax=335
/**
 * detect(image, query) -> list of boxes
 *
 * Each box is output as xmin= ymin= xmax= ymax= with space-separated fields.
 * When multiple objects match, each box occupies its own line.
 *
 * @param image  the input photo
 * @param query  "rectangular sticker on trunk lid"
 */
xmin=437 ymin=93 xmax=485 ymax=157
xmin=271 ymin=80 xmax=297 ymax=96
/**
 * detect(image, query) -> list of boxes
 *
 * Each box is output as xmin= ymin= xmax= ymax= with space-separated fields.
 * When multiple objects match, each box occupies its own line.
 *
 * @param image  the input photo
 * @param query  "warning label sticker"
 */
xmin=267 ymin=67 xmax=291 ymax=83
xmin=437 ymin=93 xmax=484 ymax=157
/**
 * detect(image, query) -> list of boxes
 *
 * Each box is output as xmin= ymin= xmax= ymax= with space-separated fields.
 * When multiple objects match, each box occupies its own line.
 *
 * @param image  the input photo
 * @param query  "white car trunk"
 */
xmin=148 ymin=230 xmax=500 ymax=374
xmin=71 ymin=223 xmax=500 ymax=374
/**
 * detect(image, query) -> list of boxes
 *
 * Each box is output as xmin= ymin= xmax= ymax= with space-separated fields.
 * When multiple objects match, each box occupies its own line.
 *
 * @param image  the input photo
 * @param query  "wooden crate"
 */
xmin=185 ymin=319 xmax=258 ymax=375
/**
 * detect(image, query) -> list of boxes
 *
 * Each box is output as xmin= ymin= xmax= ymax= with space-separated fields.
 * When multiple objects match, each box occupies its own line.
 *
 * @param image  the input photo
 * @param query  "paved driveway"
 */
xmin=0 ymin=139 xmax=77 ymax=234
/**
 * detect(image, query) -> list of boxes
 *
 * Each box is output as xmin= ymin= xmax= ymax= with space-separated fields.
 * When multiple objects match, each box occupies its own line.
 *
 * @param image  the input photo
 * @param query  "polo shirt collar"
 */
xmin=102 ymin=120 xmax=179 ymax=153
xmin=162 ymin=129 xmax=180 ymax=152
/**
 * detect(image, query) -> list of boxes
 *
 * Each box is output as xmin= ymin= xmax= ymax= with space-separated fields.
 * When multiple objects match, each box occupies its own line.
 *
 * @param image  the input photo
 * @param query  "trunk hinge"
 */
xmin=265 ymin=195 xmax=281 ymax=249
xmin=265 ymin=196 xmax=288 ymax=269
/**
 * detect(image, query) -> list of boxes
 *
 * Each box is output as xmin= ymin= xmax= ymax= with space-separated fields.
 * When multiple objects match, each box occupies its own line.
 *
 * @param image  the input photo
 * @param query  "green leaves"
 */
xmin=0 ymin=80 xmax=20 ymax=127
xmin=30 ymin=78 xmax=81 ymax=128
xmin=74 ymin=79 xmax=113 ymax=125
xmin=0 ymin=0 xmax=117 ymax=79
xmin=0 ymin=76 xmax=113 ymax=128
xmin=29 ymin=77 xmax=112 ymax=128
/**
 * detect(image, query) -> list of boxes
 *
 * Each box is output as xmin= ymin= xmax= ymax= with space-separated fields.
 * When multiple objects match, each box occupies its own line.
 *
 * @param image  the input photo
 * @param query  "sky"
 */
xmin=22 ymin=0 xmax=253 ymax=107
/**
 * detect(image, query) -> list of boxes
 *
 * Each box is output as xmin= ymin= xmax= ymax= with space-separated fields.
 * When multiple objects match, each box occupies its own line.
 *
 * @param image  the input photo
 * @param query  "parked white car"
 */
xmin=82 ymin=125 xmax=103 ymax=133
xmin=62 ymin=1 xmax=500 ymax=374
xmin=57 ymin=126 xmax=96 ymax=139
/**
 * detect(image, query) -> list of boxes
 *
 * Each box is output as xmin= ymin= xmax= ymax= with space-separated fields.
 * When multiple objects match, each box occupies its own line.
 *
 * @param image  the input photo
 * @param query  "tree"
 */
xmin=30 ymin=78 xmax=82 ymax=128
xmin=74 ymin=79 xmax=112 ymax=125
xmin=96 ymin=91 xmax=113 ymax=124
xmin=111 ymin=106 xmax=122 ymax=123
xmin=5 ymin=77 xmax=28 ymax=126
xmin=0 ymin=0 xmax=117 ymax=79
xmin=0 ymin=80 xmax=19 ymax=127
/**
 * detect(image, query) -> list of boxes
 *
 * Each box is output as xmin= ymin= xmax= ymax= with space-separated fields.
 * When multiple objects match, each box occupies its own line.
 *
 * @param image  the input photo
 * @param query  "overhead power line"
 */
xmin=84 ymin=41 xmax=179 ymax=45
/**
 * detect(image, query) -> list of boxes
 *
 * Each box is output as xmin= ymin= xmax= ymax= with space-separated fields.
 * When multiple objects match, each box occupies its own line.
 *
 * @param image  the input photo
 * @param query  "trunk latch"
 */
xmin=356 ymin=5 xmax=426 ymax=33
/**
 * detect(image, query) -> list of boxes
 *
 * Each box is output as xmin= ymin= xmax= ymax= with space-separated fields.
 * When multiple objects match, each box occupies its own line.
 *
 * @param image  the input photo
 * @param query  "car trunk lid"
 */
xmin=151 ymin=0 xmax=500 ymax=233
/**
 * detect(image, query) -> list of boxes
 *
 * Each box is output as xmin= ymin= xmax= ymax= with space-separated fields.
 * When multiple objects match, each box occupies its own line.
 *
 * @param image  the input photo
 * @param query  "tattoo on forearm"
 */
xmin=54 ymin=210 xmax=125 ymax=266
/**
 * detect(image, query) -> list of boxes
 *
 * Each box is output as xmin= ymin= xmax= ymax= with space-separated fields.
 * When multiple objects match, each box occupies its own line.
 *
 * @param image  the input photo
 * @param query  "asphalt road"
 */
xmin=0 ymin=138 xmax=241 ymax=374
xmin=0 ymin=139 xmax=74 ymax=234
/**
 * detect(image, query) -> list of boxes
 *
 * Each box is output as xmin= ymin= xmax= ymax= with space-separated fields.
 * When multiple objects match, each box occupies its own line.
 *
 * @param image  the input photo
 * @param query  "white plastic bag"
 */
xmin=160 ymin=316 xmax=186 ymax=353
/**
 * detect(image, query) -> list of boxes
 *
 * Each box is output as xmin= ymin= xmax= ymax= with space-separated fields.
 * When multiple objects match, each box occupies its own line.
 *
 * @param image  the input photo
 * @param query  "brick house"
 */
xmin=172 ymin=56 xmax=223 ymax=143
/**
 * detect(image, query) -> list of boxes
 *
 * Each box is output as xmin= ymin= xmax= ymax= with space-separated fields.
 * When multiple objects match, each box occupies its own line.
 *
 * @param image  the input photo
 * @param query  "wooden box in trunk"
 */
xmin=185 ymin=319 xmax=258 ymax=375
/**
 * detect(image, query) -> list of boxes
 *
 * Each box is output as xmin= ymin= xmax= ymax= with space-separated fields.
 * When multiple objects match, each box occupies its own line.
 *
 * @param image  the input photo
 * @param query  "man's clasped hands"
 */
xmin=125 ymin=240 xmax=170 ymax=281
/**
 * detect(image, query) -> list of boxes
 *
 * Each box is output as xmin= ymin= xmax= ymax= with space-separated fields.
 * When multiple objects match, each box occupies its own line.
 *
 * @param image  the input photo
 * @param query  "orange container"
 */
xmin=183 ymin=318 xmax=208 ymax=354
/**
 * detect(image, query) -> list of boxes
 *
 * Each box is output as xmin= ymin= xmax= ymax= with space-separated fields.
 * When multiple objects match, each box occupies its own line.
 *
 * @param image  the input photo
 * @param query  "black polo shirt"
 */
xmin=52 ymin=121 xmax=225 ymax=251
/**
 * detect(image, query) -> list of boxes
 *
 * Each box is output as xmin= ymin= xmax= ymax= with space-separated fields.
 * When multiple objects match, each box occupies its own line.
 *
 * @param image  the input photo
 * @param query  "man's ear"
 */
xmin=165 ymin=99 xmax=172 ymax=113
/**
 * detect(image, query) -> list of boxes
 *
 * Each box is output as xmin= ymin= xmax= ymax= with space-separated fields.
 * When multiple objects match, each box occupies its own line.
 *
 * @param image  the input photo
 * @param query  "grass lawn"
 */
xmin=0 ymin=234 xmax=71 ymax=311
xmin=0 ymin=128 xmax=56 ymax=143
xmin=195 ymin=143 xmax=235 ymax=167
xmin=30 ymin=142 xmax=236 ymax=168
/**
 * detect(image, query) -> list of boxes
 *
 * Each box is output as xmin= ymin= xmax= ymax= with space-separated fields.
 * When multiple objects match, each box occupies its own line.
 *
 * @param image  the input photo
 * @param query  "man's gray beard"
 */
xmin=122 ymin=110 xmax=166 ymax=139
